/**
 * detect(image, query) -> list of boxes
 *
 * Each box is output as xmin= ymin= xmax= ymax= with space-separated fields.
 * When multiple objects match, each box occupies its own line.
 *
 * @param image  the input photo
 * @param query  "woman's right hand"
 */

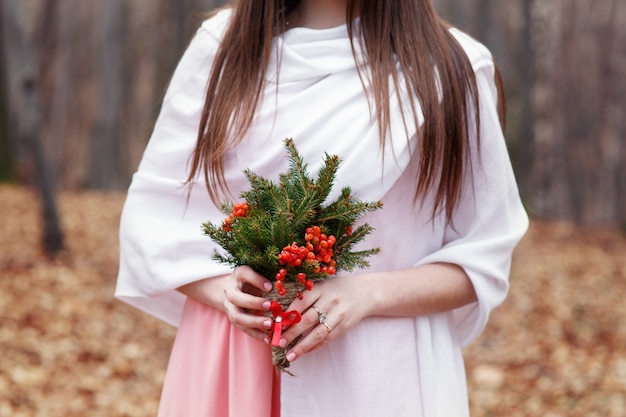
xmin=223 ymin=266 xmax=274 ymax=340
xmin=178 ymin=266 xmax=274 ymax=341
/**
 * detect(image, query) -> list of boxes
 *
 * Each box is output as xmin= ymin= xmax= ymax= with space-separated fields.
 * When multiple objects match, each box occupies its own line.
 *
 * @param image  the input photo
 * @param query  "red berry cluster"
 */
xmin=304 ymin=226 xmax=337 ymax=275
xmin=222 ymin=202 xmax=249 ymax=232
xmin=277 ymin=242 xmax=309 ymax=268
xmin=277 ymin=226 xmax=337 ymax=276
xmin=274 ymin=226 xmax=338 ymax=299
xmin=274 ymin=268 xmax=313 ymax=299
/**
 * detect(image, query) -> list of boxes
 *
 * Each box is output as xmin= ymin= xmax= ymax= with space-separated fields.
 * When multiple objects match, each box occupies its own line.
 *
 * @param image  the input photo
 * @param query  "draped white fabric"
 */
xmin=116 ymin=9 xmax=528 ymax=417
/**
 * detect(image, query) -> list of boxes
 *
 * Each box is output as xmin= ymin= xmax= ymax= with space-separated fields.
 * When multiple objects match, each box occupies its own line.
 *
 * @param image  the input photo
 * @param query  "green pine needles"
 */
xmin=202 ymin=138 xmax=383 ymax=286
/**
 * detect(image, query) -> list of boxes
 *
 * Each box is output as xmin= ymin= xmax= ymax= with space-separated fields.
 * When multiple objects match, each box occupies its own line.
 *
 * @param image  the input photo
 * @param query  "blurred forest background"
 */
xmin=1 ymin=1 xmax=625 ymax=417
xmin=1 ymin=0 xmax=625 ymax=238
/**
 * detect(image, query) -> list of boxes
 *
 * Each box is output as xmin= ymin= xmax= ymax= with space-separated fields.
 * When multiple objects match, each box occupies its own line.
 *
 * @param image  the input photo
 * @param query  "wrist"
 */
xmin=356 ymin=271 xmax=387 ymax=317
xmin=177 ymin=275 xmax=228 ymax=312
xmin=340 ymin=272 xmax=384 ymax=320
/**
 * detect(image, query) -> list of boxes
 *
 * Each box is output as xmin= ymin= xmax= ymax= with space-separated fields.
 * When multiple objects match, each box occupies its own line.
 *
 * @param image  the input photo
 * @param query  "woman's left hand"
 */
xmin=277 ymin=274 xmax=371 ymax=363
xmin=275 ymin=263 xmax=476 ymax=362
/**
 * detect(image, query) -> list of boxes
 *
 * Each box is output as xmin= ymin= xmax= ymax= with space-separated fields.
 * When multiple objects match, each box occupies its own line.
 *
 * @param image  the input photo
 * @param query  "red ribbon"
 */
xmin=269 ymin=301 xmax=301 ymax=347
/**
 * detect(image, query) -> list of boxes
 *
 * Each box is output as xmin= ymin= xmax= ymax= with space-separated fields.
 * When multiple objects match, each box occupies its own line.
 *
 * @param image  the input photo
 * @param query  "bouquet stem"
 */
xmin=264 ymin=281 xmax=306 ymax=374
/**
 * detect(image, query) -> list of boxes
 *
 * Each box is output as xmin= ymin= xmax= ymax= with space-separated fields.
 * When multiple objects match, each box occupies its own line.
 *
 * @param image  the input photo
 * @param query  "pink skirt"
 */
xmin=158 ymin=297 xmax=280 ymax=417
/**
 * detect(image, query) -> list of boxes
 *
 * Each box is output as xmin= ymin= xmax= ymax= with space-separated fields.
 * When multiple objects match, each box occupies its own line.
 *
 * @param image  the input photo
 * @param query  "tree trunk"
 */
xmin=510 ymin=0 xmax=536 ymax=208
xmin=594 ymin=0 xmax=623 ymax=226
xmin=0 ymin=0 xmax=64 ymax=254
xmin=0 ymin=34 xmax=12 ymax=181
xmin=88 ymin=0 xmax=125 ymax=189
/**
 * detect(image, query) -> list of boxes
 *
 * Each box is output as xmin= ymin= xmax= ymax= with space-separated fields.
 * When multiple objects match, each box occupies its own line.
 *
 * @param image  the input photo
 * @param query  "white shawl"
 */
xmin=116 ymin=9 xmax=528 ymax=416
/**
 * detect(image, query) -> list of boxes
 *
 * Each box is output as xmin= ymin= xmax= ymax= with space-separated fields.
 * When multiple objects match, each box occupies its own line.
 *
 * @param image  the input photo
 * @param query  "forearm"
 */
xmin=361 ymin=262 xmax=477 ymax=317
xmin=177 ymin=267 xmax=274 ymax=341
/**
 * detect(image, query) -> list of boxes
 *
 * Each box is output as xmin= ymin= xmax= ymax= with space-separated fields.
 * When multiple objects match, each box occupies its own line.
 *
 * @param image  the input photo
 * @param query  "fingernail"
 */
xmin=286 ymin=352 xmax=296 ymax=362
xmin=263 ymin=319 xmax=272 ymax=328
xmin=279 ymin=338 xmax=287 ymax=348
xmin=263 ymin=336 xmax=269 ymax=344
xmin=264 ymin=282 xmax=273 ymax=291
xmin=262 ymin=300 xmax=271 ymax=310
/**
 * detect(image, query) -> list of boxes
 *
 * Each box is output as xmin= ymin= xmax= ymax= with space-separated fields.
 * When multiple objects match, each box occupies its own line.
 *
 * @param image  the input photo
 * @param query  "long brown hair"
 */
xmin=187 ymin=0 xmax=501 ymax=224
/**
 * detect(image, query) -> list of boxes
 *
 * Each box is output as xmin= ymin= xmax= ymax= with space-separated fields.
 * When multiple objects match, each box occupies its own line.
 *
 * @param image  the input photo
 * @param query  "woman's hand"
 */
xmin=277 ymin=274 xmax=371 ymax=362
xmin=276 ymin=262 xmax=477 ymax=363
xmin=223 ymin=266 xmax=274 ymax=341
xmin=178 ymin=266 xmax=274 ymax=341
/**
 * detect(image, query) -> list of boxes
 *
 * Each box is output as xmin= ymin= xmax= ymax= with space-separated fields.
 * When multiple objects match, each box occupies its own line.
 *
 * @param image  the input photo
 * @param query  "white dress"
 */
xmin=116 ymin=9 xmax=528 ymax=417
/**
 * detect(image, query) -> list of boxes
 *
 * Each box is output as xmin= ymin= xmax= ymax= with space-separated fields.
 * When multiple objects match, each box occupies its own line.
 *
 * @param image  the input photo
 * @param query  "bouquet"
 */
xmin=203 ymin=138 xmax=382 ymax=373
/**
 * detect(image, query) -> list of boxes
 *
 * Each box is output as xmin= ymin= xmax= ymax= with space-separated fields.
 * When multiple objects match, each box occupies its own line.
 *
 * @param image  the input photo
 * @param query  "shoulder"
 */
xmin=199 ymin=8 xmax=233 ymax=43
xmin=448 ymin=28 xmax=494 ymax=71
xmin=161 ymin=9 xmax=232 ymax=103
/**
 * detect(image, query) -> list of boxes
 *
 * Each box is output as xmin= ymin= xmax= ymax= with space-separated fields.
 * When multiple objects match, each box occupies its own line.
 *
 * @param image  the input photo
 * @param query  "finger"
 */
xmin=284 ymin=284 xmax=320 ymax=312
xmin=223 ymin=300 xmax=273 ymax=338
xmin=225 ymin=286 xmax=270 ymax=312
xmin=285 ymin=320 xmax=334 ymax=362
xmin=224 ymin=269 xmax=273 ymax=312
xmin=279 ymin=281 xmax=327 ymax=343
xmin=233 ymin=266 xmax=274 ymax=294
xmin=279 ymin=305 xmax=320 ymax=345
xmin=241 ymin=326 xmax=271 ymax=342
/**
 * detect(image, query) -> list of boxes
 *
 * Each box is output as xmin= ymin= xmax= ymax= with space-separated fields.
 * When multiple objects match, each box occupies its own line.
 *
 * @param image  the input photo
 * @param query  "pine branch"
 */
xmin=334 ymin=248 xmax=381 ymax=271
xmin=312 ymin=153 xmax=341 ymax=206
xmin=283 ymin=138 xmax=312 ymax=195
xmin=202 ymin=138 xmax=382 ymax=283
xmin=336 ymin=223 xmax=377 ymax=249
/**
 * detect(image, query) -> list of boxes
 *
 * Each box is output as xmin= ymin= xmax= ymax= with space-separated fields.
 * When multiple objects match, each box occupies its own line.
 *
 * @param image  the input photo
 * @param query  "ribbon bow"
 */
xmin=269 ymin=301 xmax=302 ymax=347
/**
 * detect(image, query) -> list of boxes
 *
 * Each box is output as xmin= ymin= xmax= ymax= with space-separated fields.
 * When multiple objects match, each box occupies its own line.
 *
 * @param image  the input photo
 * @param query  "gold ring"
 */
xmin=321 ymin=321 xmax=332 ymax=333
xmin=312 ymin=306 xmax=327 ymax=323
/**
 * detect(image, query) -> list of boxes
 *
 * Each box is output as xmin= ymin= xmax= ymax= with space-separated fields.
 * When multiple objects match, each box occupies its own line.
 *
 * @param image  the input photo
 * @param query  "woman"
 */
xmin=116 ymin=1 xmax=528 ymax=416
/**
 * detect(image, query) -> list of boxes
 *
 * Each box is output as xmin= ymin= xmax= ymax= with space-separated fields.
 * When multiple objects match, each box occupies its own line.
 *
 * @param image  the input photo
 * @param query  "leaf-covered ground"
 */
xmin=0 ymin=184 xmax=624 ymax=416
